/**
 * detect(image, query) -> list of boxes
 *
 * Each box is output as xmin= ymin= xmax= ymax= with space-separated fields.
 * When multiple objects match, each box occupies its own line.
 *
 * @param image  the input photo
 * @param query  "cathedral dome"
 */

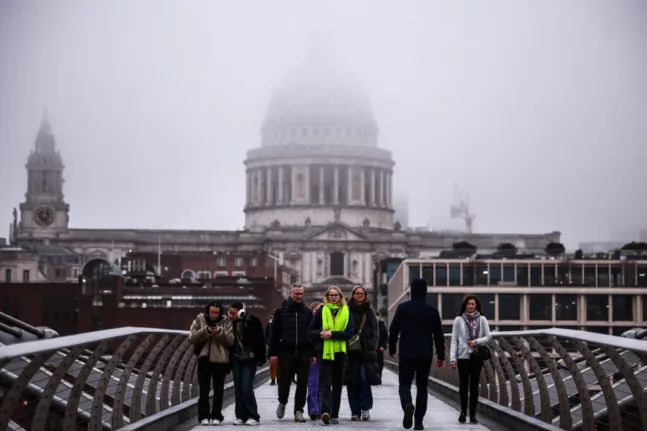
xmin=261 ymin=50 xmax=378 ymax=147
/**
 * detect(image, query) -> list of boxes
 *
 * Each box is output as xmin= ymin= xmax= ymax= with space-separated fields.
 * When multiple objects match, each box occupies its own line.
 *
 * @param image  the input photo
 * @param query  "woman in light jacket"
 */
xmin=450 ymin=295 xmax=491 ymax=425
xmin=189 ymin=301 xmax=235 ymax=426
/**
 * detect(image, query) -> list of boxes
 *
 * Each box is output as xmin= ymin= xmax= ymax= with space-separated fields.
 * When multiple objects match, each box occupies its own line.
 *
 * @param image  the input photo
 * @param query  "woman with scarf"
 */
xmin=188 ymin=301 xmax=234 ymax=426
xmin=309 ymin=286 xmax=354 ymax=425
xmin=345 ymin=285 xmax=381 ymax=421
xmin=450 ymin=295 xmax=492 ymax=425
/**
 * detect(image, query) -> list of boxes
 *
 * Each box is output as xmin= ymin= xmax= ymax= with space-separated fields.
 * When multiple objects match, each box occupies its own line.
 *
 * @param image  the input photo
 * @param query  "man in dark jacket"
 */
xmin=269 ymin=283 xmax=316 ymax=423
xmin=375 ymin=311 xmax=388 ymax=377
xmin=389 ymin=278 xmax=445 ymax=430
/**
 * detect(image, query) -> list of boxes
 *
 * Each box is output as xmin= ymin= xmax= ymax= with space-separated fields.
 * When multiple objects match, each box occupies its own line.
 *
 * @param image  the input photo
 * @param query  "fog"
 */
xmin=1 ymin=0 xmax=646 ymax=248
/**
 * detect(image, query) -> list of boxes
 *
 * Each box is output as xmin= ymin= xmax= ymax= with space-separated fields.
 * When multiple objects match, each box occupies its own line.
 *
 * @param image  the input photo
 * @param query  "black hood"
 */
xmin=410 ymin=278 xmax=427 ymax=299
xmin=204 ymin=301 xmax=224 ymax=325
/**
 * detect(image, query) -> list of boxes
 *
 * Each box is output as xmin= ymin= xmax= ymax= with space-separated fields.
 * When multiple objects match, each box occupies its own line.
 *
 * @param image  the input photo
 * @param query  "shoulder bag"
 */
xmin=469 ymin=317 xmax=491 ymax=361
xmin=347 ymin=312 xmax=367 ymax=351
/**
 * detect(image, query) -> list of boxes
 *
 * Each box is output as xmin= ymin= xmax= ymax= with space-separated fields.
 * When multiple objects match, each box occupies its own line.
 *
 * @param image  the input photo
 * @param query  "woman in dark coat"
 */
xmin=345 ymin=285 xmax=381 ymax=421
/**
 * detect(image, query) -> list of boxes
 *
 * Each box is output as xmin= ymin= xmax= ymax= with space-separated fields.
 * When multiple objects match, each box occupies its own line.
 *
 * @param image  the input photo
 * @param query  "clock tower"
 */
xmin=17 ymin=111 xmax=70 ymax=240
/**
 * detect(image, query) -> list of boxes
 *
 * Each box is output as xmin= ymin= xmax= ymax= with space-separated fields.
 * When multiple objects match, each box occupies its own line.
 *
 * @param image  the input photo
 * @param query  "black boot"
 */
xmin=458 ymin=411 xmax=466 ymax=423
xmin=470 ymin=416 xmax=478 ymax=424
xmin=414 ymin=421 xmax=424 ymax=430
xmin=270 ymin=378 xmax=275 ymax=385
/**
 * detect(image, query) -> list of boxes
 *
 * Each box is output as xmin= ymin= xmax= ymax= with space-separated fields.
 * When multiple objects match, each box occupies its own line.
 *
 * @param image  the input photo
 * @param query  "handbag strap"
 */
xmin=357 ymin=312 xmax=367 ymax=334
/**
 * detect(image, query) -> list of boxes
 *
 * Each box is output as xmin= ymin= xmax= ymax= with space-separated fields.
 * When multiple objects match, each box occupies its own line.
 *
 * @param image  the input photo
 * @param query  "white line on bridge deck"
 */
xmin=189 ymin=369 xmax=489 ymax=430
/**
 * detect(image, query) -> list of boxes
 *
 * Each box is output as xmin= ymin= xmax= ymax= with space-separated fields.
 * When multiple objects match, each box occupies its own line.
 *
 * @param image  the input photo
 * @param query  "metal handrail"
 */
xmin=0 ymin=311 xmax=46 ymax=338
xmin=416 ymin=328 xmax=647 ymax=431
xmin=0 ymin=327 xmax=196 ymax=431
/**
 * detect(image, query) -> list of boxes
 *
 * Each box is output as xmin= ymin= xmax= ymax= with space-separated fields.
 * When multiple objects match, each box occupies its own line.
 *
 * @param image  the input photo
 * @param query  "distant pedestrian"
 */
xmin=188 ymin=302 xmax=234 ymax=426
xmin=269 ymin=283 xmax=315 ymax=423
xmin=307 ymin=301 xmax=323 ymax=420
xmin=228 ymin=302 xmax=266 ymax=426
xmin=310 ymin=286 xmax=354 ymax=425
xmin=375 ymin=311 xmax=388 ymax=377
xmin=389 ymin=278 xmax=445 ymax=430
xmin=264 ymin=309 xmax=278 ymax=385
xmin=450 ymin=295 xmax=492 ymax=425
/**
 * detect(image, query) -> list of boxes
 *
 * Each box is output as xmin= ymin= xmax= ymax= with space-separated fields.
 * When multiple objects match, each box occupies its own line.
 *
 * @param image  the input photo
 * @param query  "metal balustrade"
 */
xmin=0 ymin=327 xmax=205 ymax=431
xmin=2 ymin=326 xmax=647 ymax=431
xmin=424 ymin=328 xmax=647 ymax=431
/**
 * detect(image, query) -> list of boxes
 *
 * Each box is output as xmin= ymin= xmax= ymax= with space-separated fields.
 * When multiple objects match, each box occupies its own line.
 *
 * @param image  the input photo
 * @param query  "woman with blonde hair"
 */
xmin=307 ymin=301 xmax=323 ymax=420
xmin=309 ymin=287 xmax=354 ymax=425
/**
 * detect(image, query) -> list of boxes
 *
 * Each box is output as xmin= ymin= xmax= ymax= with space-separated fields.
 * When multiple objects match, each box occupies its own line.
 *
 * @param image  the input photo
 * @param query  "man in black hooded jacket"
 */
xmin=389 ymin=278 xmax=445 ymax=430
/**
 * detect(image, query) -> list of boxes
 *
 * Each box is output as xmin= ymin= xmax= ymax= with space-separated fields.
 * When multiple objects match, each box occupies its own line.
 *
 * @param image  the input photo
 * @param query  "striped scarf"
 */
xmin=461 ymin=311 xmax=480 ymax=340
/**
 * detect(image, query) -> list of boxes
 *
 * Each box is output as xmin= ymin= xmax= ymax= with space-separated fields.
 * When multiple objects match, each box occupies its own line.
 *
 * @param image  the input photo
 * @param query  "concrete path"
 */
xmin=186 ymin=369 xmax=490 ymax=430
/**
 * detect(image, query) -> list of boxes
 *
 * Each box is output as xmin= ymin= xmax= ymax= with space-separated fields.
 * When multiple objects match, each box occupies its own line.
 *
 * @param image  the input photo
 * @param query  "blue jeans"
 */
xmin=346 ymin=364 xmax=373 ymax=416
xmin=307 ymin=362 xmax=320 ymax=416
xmin=231 ymin=359 xmax=259 ymax=421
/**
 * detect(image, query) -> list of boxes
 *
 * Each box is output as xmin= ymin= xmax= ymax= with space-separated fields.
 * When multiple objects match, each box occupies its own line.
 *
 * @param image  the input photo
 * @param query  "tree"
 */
xmin=452 ymin=241 xmax=477 ymax=257
xmin=574 ymin=249 xmax=583 ymax=259
xmin=545 ymin=242 xmax=566 ymax=256
xmin=496 ymin=242 xmax=517 ymax=257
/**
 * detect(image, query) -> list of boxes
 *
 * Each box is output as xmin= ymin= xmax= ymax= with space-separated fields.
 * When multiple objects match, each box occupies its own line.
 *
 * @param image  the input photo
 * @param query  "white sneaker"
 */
xmin=361 ymin=409 xmax=371 ymax=421
xmin=233 ymin=418 xmax=245 ymax=425
xmin=211 ymin=419 xmax=221 ymax=426
xmin=245 ymin=419 xmax=259 ymax=426
xmin=200 ymin=419 xmax=209 ymax=425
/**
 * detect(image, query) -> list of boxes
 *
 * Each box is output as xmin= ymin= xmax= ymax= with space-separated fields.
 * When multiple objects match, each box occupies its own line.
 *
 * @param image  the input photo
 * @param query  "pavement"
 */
xmin=185 ymin=369 xmax=492 ymax=430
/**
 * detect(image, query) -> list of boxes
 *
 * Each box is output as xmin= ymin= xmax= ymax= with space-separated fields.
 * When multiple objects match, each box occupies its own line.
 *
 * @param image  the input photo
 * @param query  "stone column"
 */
xmin=278 ymin=166 xmax=284 ymax=204
xmin=304 ymin=166 xmax=311 ymax=204
xmin=290 ymin=167 xmax=296 ymax=204
xmin=319 ymin=166 xmax=325 ymax=204
xmin=360 ymin=167 xmax=366 ymax=205
xmin=370 ymin=168 xmax=376 ymax=206
xmin=379 ymin=169 xmax=385 ymax=206
xmin=246 ymin=170 xmax=251 ymax=206
xmin=265 ymin=167 xmax=272 ymax=205
xmin=333 ymin=166 xmax=339 ymax=204
xmin=347 ymin=165 xmax=353 ymax=204
xmin=387 ymin=171 xmax=391 ymax=207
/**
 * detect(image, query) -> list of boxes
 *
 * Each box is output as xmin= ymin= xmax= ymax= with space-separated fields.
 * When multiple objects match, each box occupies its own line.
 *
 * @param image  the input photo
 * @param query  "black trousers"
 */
xmin=398 ymin=357 xmax=432 ymax=422
xmin=377 ymin=350 xmax=384 ymax=376
xmin=457 ymin=357 xmax=484 ymax=417
xmin=277 ymin=349 xmax=311 ymax=413
xmin=197 ymin=358 xmax=229 ymax=421
xmin=318 ymin=352 xmax=346 ymax=418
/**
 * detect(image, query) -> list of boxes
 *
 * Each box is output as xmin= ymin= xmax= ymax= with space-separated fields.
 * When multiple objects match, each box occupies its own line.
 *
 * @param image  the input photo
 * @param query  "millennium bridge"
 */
xmin=1 ymin=311 xmax=646 ymax=431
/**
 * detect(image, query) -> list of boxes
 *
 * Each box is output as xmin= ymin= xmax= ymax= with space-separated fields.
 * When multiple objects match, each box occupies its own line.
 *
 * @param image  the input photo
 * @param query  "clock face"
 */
xmin=34 ymin=206 xmax=55 ymax=227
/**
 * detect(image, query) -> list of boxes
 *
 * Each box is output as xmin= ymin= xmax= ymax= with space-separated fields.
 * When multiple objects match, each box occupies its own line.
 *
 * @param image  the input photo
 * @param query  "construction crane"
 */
xmin=450 ymin=184 xmax=476 ymax=234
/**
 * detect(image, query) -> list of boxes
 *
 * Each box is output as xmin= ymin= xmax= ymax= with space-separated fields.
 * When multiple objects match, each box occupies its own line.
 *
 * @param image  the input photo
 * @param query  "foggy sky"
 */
xmin=1 ymin=0 xmax=646 ymax=249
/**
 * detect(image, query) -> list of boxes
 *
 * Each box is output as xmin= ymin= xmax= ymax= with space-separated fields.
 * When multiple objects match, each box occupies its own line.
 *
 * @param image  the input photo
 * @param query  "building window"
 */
xmin=499 ymin=294 xmax=521 ymax=320
xmin=555 ymin=294 xmax=578 ymax=320
xmin=529 ymin=294 xmax=552 ymax=320
xmin=250 ymin=257 xmax=258 ymax=267
xmin=612 ymin=295 xmax=633 ymax=321
xmin=217 ymin=257 xmax=226 ymax=267
xmin=586 ymin=295 xmax=608 ymax=321
xmin=479 ymin=294 xmax=495 ymax=320
xmin=4 ymin=269 xmax=11 ymax=283
xmin=234 ymin=257 xmax=244 ymax=267
xmin=22 ymin=270 xmax=30 ymax=283
xmin=330 ymin=252 xmax=344 ymax=276
xmin=441 ymin=293 xmax=463 ymax=320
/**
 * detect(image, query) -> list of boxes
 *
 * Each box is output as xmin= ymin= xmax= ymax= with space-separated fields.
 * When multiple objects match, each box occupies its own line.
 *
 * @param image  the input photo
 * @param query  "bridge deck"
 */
xmin=184 ymin=369 xmax=491 ymax=430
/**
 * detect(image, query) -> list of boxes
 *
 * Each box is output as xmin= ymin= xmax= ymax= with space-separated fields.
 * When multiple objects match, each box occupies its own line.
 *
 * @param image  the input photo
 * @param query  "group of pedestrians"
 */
xmin=188 ymin=278 xmax=491 ymax=429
